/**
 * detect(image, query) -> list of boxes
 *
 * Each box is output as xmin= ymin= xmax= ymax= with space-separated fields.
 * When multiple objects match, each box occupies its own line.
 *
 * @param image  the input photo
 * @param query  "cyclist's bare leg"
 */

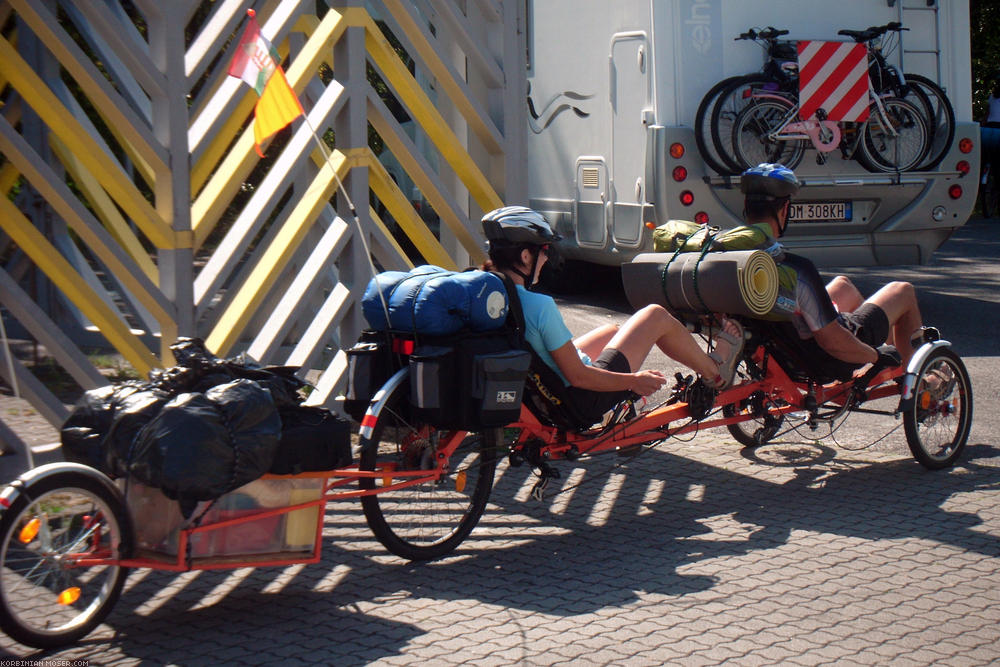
xmin=826 ymin=275 xmax=865 ymax=312
xmin=605 ymin=305 xmax=720 ymax=379
xmin=574 ymin=324 xmax=619 ymax=359
xmin=864 ymin=281 xmax=923 ymax=363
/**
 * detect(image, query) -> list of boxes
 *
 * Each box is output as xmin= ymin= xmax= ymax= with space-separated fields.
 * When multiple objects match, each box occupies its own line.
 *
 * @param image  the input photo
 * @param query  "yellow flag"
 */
xmin=228 ymin=10 xmax=304 ymax=156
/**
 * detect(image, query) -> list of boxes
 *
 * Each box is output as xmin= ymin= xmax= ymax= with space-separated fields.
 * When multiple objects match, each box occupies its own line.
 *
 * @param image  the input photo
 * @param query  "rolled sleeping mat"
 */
xmin=621 ymin=250 xmax=779 ymax=317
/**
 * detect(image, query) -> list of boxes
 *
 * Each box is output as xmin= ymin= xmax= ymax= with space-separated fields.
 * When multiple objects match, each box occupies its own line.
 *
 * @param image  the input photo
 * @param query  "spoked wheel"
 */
xmin=710 ymin=75 xmax=792 ymax=173
xmin=723 ymin=392 xmax=786 ymax=448
xmin=695 ymin=75 xmax=747 ymax=175
xmin=359 ymin=382 xmax=499 ymax=561
xmin=0 ymin=469 xmax=131 ymax=648
xmin=903 ymin=348 xmax=972 ymax=470
xmin=859 ymin=97 xmax=929 ymax=173
xmin=732 ymin=97 xmax=806 ymax=170
xmin=901 ymin=74 xmax=955 ymax=171
xmin=720 ymin=358 xmax=786 ymax=447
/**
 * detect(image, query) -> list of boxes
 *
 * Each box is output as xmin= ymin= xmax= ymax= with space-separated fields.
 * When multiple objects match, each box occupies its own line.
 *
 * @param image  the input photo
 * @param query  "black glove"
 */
xmin=876 ymin=344 xmax=901 ymax=368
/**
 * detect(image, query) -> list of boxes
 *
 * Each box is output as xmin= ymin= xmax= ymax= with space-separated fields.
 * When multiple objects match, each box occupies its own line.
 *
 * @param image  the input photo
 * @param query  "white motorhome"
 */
xmin=525 ymin=0 xmax=977 ymax=270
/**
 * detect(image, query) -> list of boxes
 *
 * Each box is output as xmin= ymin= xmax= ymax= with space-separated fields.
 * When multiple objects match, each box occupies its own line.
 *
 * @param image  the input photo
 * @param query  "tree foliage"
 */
xmin=971 ymin=0 xmax=1000 ymax=120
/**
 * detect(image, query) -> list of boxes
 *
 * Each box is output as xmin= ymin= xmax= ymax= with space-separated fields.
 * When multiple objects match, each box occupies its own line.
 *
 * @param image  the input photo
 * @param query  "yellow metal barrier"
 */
xmin=0 ymin=2 xmax=515 ymax=434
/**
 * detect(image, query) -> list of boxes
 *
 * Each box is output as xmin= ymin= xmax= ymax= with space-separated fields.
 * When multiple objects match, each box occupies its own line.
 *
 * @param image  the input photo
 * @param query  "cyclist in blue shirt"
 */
xmin=481 ymin=206 xmax=743 ymax=425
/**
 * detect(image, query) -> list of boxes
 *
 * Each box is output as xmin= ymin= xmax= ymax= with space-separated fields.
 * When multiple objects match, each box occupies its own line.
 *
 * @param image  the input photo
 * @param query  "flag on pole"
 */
xmin=228 ymin=9 xmax=304 ymax=157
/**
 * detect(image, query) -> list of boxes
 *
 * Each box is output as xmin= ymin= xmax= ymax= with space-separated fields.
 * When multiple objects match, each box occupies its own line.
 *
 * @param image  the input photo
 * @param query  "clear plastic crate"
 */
xmin=122 ymin=477 xmax=323 ymax=558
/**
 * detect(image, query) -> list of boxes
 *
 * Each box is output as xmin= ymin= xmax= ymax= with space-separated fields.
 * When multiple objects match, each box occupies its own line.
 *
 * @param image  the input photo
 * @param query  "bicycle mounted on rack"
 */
xmin=696 ymin=22 xmax=955 ymax=174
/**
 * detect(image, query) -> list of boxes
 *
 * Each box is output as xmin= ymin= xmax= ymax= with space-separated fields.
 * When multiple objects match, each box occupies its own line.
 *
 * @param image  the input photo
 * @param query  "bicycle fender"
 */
xmin=897 ymin=339 xmax=952 ymax=412
xmin=358 ymin=366 xmax=410 ymax=443
xmin=0 ymin=462 xmax=122 ymax=515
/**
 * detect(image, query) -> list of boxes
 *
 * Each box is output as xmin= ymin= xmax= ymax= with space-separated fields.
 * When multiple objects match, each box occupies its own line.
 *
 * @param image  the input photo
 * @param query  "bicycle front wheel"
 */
xmin=359 ymin=382 xmax=499 ymax=561
xmin=0 ymin=469 xmax=131 ymax=648
xmin=859 ymin=97 xmax=929 ymax=173
xmin=902 ymin=74 xmax=955 ymax=171
xmin=732 ymin=97 xmax=806 ymax=170
xmin=903 ymin=347 xmax=972 ymax=470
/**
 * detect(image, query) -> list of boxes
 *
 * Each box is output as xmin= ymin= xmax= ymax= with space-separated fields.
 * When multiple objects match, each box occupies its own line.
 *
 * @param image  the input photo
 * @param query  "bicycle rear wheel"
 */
xmin=696 ymin=75 xmax=749 ymax=175
xmin=0 ymin=469 xmax=131 ymax=648
xmin=359 ymin=381 xmax=499 ymax=561
xmin=710 ymin=75 xmax=792 ymax=173
xmin=732 ymin=97 xmax=806 ymax=170
xmin=858 ymin=97 xmax=929 ymax=173
xmin=902 ymin=74 xmax=955 ymax=171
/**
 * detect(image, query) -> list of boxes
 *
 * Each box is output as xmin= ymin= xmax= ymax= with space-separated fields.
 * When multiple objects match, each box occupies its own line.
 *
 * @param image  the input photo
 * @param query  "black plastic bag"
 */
xmin=129 ymin=379 xmax=282 ymax=509
xmin=60 ymin=382 xmax=164 ymax=475
xmin=270 ymin=406 xmax=352 ymax=474
xmin=151 ymin=338 xmax=306 ymax=408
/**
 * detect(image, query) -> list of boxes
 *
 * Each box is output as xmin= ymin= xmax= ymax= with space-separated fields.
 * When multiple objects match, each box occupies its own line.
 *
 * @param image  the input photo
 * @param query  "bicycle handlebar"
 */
xmin=837 ymin=21 xmax=908 ymax=44
xmin=735 ymin=26 xmax=789 ymax=42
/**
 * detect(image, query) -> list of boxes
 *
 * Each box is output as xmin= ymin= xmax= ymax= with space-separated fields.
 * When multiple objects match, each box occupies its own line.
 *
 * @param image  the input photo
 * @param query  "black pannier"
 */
xmin=409 ymin=331 xmax=530 ymax=430
xmin=343 ymin=330 xmax=397 ymax=422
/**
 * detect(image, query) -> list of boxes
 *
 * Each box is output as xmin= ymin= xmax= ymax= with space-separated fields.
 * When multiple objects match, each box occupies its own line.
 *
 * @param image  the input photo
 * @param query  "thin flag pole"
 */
xmin=230 ymin=8 xmax=392 ymax=328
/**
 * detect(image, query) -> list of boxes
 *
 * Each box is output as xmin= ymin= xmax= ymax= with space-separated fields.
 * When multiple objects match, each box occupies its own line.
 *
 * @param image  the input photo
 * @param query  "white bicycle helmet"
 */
xmin=481 ymin=206 xmax=560 ymax=249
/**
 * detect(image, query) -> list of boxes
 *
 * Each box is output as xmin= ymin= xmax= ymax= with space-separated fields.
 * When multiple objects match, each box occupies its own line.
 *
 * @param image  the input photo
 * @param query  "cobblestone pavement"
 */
xmin=1 ymin=408 xmax=998 ymax=665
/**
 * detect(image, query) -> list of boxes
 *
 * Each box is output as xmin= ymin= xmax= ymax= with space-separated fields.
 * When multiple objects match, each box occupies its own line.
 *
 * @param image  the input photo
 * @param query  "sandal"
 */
xmin=923 ymin=366 xmax=956 ymax=400
xmin=706 ymin=318 xmax=745 ymax=390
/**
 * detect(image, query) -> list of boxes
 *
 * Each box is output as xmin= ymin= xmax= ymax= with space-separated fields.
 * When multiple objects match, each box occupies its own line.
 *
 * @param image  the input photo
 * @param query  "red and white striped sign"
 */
xmin=797 ymin=41 xmax=871 ymax=122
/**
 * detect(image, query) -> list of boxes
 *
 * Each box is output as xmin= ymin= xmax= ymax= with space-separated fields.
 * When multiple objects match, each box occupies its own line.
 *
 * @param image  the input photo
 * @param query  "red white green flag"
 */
xmin=228 ymin=9 xmax=304 ymax=156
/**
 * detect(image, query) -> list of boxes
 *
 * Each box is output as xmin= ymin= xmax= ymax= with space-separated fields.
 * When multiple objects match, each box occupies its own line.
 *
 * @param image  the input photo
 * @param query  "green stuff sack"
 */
xmin=648 ymin=220 xmax=797 ymax=321
xmin=652 ymin=219 xmax=778 ymax=254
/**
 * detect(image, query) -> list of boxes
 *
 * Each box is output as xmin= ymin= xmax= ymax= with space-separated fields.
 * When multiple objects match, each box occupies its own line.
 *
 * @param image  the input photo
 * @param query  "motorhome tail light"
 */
xmin=956 ymin=160 xmax=970 ymax=176
xmin=669 ymin=143 xmax=685 ymax=159
xmin=672 ymin=166 xmax=688 ymax=182
xmin=959 ymin=138 xmax=974 ymax=153
xmin=680 ymin=190 xmax=694 ymax=206
xmin=694 ymin=211 xmax=709 ymax=224
xmin=948 ymin=185 xmax=963 ymax=199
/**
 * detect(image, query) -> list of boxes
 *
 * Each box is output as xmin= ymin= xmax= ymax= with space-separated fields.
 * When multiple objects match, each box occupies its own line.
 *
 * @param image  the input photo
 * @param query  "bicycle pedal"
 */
xmin=685 ymin=379 xmax=716 ymax=421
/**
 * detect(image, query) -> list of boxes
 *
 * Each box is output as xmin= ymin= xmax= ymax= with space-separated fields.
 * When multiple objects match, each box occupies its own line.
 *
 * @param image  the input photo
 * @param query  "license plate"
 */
xmin=789 ymin=201 xmax=852 ymax=222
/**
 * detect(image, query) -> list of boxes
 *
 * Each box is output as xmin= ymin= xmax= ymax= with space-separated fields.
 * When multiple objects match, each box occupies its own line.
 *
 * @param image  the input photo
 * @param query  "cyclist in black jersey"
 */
xmin=739 ymin=164 xmax=930 ymax=374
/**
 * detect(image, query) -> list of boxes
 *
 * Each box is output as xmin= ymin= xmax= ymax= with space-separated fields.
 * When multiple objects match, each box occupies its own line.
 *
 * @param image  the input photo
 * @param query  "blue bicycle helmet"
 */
xmin=740 ymin=163 xmax=801 ymax=199
xmin=481 ymin=206 xmax=561 ymax=249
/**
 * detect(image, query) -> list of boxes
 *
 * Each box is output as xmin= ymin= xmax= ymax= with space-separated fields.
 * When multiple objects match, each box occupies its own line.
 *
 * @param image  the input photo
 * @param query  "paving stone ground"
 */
xmin=0 ymin=407 xmax=998 ymax=666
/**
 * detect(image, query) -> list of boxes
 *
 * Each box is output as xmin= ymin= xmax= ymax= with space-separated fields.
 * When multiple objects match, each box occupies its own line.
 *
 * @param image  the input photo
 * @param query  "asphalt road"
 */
xmin=552 ymin=216 xmax=1000 ymax=451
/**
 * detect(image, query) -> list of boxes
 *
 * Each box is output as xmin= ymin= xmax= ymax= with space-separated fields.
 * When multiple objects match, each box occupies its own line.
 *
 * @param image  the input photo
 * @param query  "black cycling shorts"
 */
xmin=840 ymin=302 xmax=890 ymax=347
xmin=565 ymin=348 xmax=632 ymax=425
xmin=812 ymin=302 xmax=891 ymax=380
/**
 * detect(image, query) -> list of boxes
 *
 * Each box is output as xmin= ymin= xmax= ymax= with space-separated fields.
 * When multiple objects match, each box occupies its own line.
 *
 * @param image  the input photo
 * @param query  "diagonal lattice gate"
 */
xmin=0 ymin=0 xmax=525 ymax=462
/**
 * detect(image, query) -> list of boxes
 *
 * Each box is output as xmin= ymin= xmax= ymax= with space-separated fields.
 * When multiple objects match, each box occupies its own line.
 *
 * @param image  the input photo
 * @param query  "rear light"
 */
xmin=392 ymin=338 xmax=415 ymax=354
xmin=694 ymin=211 xmax=709 ymax=224
xmin=680 ymin=191 xmax=694 ymax=206
xmin=644 ymin=221 xmax=657 ymax=230
xmin=672 ymin=166 xmax=688 ymax=182
xmin=669 ymin=143 xmax=685 ymax=159
xmin=959 ymin=138 xmax=974 ymax=153
xmin=956 ymin=160 xmax=970 ymax=176
xmin=948 ymin=185 xmax=962 ymax=199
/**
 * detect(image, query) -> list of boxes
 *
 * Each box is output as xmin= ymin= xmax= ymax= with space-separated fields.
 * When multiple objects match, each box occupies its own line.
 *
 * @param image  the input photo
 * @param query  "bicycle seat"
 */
xmin=837 ymin=28 xmax=873 ymax=42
